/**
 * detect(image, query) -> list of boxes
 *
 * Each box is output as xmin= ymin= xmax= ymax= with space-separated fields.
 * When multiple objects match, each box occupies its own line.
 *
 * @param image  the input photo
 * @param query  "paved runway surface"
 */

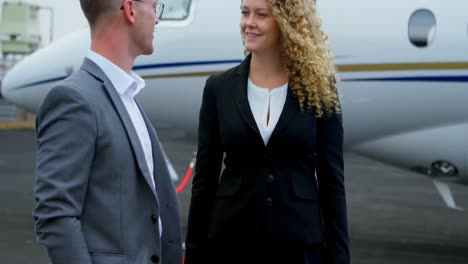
xmin=1 ymin=129 xmax=468 ymax=264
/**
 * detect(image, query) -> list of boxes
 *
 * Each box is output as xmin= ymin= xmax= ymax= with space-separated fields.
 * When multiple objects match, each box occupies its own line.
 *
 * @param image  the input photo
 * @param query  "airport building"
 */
xmin=0 ymin=0 xmax=49 ymax=127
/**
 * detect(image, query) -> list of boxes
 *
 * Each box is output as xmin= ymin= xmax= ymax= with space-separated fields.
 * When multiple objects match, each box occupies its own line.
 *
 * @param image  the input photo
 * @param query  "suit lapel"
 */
xmin=232 ymin=54 xmax=263 ymax=142
xmin=138 ymin=101 xmax=177 ymax=212
xmin=269 ymin=87 xmax=298 ymax=140
xmin=136 ymin=101 xmax=161 ymax=188
xmin=232 ymin=54 xmax=298 ymax=145
xmin=137 ymin=101 xmax=163 ymax=206
xmin=81 ymin=58 xmax=158 ymax=199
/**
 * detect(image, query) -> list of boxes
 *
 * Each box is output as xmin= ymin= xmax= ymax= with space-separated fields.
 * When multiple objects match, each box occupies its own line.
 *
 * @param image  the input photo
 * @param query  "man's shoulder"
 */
xmin=42 ymin=68 xmax=103 ymax=109
xmin=64 ymin=67 xmax=98 ymax=85
xmin=53 ymin=68 xmax=100 ymax=94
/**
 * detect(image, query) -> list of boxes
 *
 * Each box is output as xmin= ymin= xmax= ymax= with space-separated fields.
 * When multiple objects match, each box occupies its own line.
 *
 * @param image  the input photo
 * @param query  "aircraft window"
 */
xmin=161 ymin=0 xmax=191 ymax=20
xmin=408 ymin=9 xmax=436 ymax=47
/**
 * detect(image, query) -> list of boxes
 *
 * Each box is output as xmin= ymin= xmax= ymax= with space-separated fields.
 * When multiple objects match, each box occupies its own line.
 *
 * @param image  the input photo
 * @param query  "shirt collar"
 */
xmin=87 ymin=50 xmax=146 ymax=97
xmin=248 ymin=78 xmax=288 ymax=96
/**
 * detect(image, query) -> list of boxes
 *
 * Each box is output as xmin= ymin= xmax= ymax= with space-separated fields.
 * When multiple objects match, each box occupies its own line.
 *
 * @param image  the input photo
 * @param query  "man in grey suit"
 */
xmin=32 ymin=0 xmax=182 ymax=263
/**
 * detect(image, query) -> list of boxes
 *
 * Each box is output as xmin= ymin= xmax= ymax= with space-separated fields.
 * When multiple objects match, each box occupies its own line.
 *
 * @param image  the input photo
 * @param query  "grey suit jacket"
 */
xmin=33 ymin=58 xmax=182 ymax=264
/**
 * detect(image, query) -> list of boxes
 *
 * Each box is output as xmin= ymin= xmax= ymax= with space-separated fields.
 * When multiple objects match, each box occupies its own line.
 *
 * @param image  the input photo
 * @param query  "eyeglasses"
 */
xmin=120 ymin=1 xmax=165 ymax=19
xmin=154 ymin=2 xmax=165 ymax=19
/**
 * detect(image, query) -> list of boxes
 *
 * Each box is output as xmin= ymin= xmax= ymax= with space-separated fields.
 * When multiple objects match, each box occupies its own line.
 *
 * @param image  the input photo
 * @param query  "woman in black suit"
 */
xmin=185 ymin=0 xmax=349 ymax=263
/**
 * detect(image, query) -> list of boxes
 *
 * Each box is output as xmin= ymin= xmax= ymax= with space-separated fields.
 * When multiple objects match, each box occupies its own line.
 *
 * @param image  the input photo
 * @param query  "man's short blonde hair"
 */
xmin=79 ymin=0 xmax=120 ymax=29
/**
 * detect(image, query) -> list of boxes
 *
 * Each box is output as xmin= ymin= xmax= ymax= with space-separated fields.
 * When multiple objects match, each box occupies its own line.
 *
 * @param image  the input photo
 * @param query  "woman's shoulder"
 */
xmin=207 ymin=54 xmax=250 ymax=86
xmin=208 ymin=63 xmax=241 ymax=84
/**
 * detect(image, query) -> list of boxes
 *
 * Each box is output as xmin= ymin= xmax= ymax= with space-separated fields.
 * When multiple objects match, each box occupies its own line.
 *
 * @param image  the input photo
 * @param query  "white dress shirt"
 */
xmin=87 ymin=51 xmax=162 ymax=236
xmin=247 ymin=79 xmax=288 ymax=145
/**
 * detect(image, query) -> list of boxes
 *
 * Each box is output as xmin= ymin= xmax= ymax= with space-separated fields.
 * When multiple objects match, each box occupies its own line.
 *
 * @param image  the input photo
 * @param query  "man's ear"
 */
xmin=122 ymin=0 xmax=136 ymax=23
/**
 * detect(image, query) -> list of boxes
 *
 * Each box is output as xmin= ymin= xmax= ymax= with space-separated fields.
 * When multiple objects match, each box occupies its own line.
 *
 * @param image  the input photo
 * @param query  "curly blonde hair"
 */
xmin=269 ymin=0 xmax=340 ymax=117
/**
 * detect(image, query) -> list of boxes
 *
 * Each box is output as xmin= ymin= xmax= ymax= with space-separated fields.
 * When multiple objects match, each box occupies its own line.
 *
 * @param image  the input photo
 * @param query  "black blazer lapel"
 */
xmin=232 ymin=54 xmax=298 ymax=145
xmin=269 ymin=87 xmax=298 ymax=140
xmin=232 ymin=54 xmax=262 ymax=141
xmin=81 ymin=58 xmax=158 ymax=199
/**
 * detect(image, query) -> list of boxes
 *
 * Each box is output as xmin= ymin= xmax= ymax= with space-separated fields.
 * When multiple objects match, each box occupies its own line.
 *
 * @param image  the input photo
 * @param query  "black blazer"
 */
xmin=185 ymin=55 xmax=349 ymax=264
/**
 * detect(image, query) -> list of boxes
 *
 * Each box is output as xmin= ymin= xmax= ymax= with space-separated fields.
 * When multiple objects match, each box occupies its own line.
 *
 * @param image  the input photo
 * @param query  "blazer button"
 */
xmin=266 ymin=174 xmax=274 ymax=182
xmin=151 ymin=214 xmax=157 ymax=223
xmin=151 ymin=255 xmax=160 ymax=263
xmin=266 ymin=197 xmax=273 ymax=206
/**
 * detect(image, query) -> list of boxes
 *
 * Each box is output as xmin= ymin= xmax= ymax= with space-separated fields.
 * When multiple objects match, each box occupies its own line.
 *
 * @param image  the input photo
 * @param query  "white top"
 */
xmin=87 ymin=51 xmax=162 ymax=236
xmin=247 ymin=78 xmax=288 ymax=145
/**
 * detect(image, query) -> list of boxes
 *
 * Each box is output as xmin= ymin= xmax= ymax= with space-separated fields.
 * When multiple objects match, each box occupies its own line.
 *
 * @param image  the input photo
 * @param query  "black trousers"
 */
xmin=305 ymin=249 xmax=322 ymax=264
xmin=205 ymin=241 xmax=322 ymax=264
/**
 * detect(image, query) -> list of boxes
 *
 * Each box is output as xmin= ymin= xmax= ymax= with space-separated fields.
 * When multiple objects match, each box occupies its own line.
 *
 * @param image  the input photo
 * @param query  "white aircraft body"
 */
xmin=2 ymin=0 xmax=468 ymax=199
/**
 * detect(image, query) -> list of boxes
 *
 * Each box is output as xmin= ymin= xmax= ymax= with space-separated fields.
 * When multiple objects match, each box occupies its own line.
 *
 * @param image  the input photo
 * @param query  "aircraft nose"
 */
xmin=0 ymin=28 xmax=90 ymax=112
xmin=1 ymin=69 xmax=17 ymax=102
xmin=1 ymin=61 xmax=29 ymax=110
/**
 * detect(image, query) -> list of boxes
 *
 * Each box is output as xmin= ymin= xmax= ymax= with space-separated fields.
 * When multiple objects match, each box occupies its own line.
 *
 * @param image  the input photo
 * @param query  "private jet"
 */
xmin=1 ymin=0 xmax=468 ymax=209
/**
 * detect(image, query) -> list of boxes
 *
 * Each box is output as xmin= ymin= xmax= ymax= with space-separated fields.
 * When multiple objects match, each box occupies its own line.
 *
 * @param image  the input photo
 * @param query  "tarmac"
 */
xmin=1 ymin=127 xmax=468 ymax=264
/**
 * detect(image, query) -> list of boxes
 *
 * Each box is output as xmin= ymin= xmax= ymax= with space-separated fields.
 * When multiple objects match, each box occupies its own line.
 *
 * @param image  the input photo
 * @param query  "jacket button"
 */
xmin=151 ymin=214 xmax=157 ymax=223
xmin=151 ymin=255 xmax=160 ymax=263
xmin=266 ymin=174 xmax=274 ymax=182
xmin=266 ymin=197 xmax=273 ymax=206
